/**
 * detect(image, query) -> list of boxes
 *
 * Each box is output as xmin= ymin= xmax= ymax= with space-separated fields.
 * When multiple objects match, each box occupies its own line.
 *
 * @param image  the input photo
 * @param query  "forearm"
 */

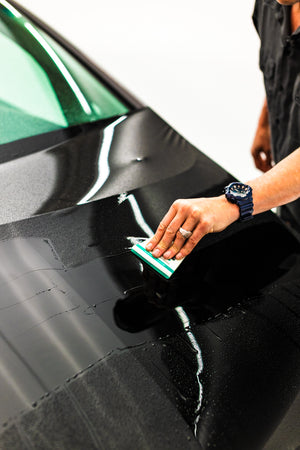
xmin=148 ymin=147 xmax=300 ymax=261
xmin=257 ymin=97 xmax=269 ymax=128
xmin=247 ymin=147 xmax=300 ymax=215
xmin=251 ymin=98 xmax=272 ymax=172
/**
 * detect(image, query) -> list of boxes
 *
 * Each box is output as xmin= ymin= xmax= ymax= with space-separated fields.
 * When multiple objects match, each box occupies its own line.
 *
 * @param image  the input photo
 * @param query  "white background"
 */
xmin=20 ymin=0 xmax=264 ymax=181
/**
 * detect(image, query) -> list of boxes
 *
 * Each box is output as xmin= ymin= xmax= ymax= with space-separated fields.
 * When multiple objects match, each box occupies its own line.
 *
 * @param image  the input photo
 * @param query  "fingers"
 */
xmin=175 ymin=220 xmax=212 ymax=259
xmin=146 ymin=202 xmax=179 ymax=253
xmin=257 ymin=151 xmax=272 ymax=172
xmin=148 ymin=209 xmax=189 ymax=258
xmin=252 ymin=147 xmax=272 ymax=172
xmin=146 ymin=200 xmax=214 ymax=260
xmin=161 ymin=209 xmax=200 ymax=259
xmin=252 ymin=147 xmax=263 ymax=171
xmin=264 ymin=149 xmax=273 ymax=171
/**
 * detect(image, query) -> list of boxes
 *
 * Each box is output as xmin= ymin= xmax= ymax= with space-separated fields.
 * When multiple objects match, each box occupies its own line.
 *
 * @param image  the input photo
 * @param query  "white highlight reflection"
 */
xmin=118 ymin=192 xmax=154 ymax=238
xmin=1 ymin=1 xmax=21 ymax=17
xmin=78 ymin=116 xmax=127 ymax=205
xmin=0 ymin=359 xmax=30 ymax=407
xmin=24 ymin=22 xmax=92 ymax=115
xmin=175 ymin=306 xmax=203 ymax=436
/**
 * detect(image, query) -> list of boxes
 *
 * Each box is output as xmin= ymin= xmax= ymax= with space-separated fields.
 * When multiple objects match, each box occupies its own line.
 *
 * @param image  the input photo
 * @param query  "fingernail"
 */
xmin=163 ymin=251 xmax=171 ymax=259
xmin=146 ymin=243 xmax=153 ymax=251
xmin=152 ymin=249 xmax=160 ymax=258
xmin=176 ymin=253 xmax=183 ymax=260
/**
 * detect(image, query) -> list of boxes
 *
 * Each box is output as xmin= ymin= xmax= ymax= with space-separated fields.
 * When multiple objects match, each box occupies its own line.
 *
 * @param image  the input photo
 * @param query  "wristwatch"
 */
xmin=224 ymin=182 xmax=254 ymax=222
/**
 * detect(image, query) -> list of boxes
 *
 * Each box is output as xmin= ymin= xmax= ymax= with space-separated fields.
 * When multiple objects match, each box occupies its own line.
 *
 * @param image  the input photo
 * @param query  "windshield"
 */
xmin=0 ymin=1 xmax=129 ymax=145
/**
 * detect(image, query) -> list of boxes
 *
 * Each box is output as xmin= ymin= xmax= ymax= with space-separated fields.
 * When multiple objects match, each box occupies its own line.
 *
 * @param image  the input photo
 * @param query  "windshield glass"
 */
xmin=0 ymin=1 xmax=129 ymax=145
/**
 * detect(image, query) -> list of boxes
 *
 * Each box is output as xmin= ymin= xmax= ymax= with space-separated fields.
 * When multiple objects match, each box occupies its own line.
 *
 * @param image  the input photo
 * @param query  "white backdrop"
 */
xmin=20 ymin=0 xmax=264 ymax=181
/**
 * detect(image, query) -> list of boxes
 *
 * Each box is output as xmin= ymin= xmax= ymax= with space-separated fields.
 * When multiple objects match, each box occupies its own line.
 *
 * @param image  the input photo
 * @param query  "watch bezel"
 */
xmin=225 ymin=182 xmax=252 ymax=200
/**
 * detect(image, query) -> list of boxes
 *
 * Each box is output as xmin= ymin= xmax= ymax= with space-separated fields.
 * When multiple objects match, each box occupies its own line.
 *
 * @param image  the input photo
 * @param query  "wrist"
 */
xmin=220 ymin=195 xmax=240 ymax=223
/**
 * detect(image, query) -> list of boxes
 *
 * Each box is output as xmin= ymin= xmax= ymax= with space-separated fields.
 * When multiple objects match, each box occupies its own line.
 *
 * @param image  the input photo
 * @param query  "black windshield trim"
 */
xmin=0 ymin=113 xmax=132 ymax=164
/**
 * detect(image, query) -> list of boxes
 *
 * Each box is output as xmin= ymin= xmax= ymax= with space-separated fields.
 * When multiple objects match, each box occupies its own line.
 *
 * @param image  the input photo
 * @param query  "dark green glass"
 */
xmin=0 ymin=2 xmax=129 ymax=145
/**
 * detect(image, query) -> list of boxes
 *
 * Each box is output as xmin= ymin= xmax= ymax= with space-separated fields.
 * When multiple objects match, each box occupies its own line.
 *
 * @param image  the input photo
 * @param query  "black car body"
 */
xmin=0 ymin=2 xmax=299 ymax=449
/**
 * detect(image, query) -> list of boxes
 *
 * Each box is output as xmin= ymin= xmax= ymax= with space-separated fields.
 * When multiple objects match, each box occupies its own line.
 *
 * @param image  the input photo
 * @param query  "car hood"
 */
xmin=0 ymin=107 xmax=228 ymax=225
xmin=0 ymin=109 xmax=300 ymax=449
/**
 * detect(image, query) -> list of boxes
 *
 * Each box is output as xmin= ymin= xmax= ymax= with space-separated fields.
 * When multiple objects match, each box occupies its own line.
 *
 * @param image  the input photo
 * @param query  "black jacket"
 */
xmin=253 ymin=0 xmax=300 ymax=225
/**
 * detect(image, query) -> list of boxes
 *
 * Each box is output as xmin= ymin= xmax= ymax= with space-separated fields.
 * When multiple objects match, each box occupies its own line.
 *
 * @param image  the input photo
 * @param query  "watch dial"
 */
xmin=229 ymin=184 xmax=249 ymax=198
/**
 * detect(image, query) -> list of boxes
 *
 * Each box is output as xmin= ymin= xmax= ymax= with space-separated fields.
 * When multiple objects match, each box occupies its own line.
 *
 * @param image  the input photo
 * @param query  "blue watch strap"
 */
xmin=238 ymin=197 xmax=254 ymax=221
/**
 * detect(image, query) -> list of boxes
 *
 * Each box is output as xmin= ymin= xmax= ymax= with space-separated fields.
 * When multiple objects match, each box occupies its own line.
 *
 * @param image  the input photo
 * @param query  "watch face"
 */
xmin=229 ymin=183 xmax=250 ymax=198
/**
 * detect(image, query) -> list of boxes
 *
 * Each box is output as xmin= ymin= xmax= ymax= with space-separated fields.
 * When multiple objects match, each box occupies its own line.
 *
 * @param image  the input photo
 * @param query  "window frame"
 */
xmin=6 ymin=0 xmax=144 ymax=113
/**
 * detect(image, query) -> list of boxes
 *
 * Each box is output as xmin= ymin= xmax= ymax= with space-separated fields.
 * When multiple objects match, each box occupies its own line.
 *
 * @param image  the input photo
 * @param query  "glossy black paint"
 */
xmin=0 ymin=108 xmax=227 ymax=225
xmin=0 ymin=163 xmax=299 ymax=448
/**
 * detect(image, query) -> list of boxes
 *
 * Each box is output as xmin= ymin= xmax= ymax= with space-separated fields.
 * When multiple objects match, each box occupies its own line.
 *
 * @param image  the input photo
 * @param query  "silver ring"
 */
xmin=179 ymin=227 xmax=192 ymax=239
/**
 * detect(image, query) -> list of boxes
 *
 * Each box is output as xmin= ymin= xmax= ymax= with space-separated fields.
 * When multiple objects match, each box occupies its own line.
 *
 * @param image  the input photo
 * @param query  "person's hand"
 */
xmin=251 ymin=123 xmax=273 ymax=172
xmin=146 ymin=196 xmax=239 ymax=260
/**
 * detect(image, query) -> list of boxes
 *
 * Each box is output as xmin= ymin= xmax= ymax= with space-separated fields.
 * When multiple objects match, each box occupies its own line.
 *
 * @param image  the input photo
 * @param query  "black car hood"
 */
xmin=0 ymin=107 xmax=226 ymax=225
xmin=0 ymin=109 xmax=300 ymax=449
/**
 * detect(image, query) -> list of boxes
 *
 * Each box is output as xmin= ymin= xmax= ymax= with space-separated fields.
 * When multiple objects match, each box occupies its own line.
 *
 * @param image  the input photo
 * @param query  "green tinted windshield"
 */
xmin=0 ymin=1 xmax=129 ymax=145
